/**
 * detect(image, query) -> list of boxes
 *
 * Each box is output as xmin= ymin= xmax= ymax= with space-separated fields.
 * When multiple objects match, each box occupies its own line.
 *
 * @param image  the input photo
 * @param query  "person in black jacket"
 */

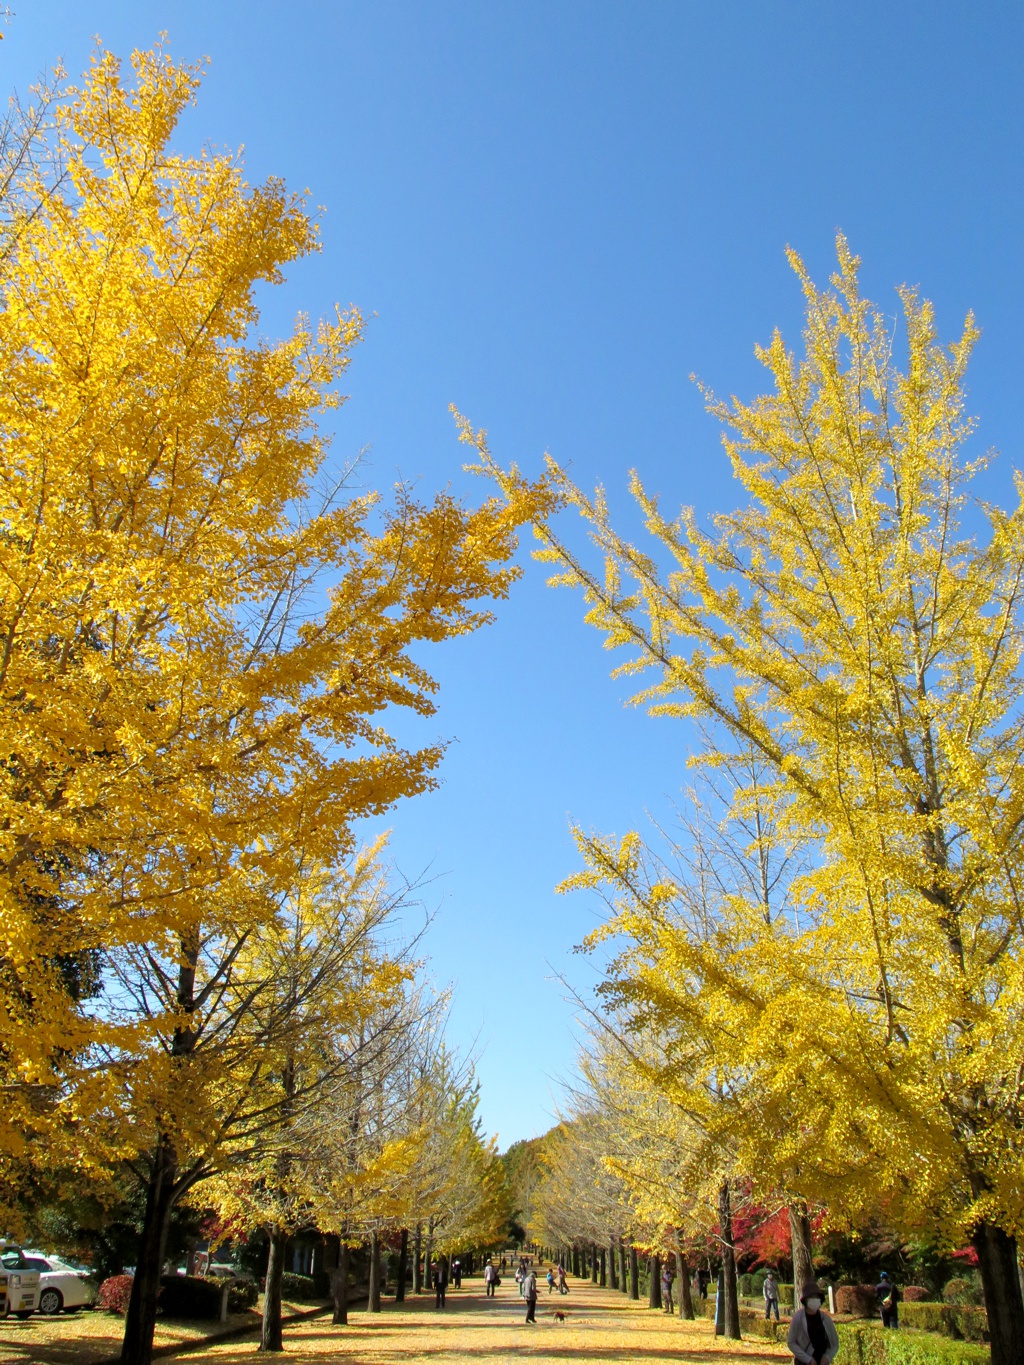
xmin=434 ymin=1256 xmax=449 ymax=1309
xmin=875 ymin=1271 xmax=900 ymax=1329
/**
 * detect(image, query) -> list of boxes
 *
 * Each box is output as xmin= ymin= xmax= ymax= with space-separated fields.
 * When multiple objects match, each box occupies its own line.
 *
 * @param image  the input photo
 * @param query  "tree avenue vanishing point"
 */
xmin=484 ymin=239 xmax=1024 ymax=1365
xmin=0 ymin=42 xmax=547 ymax=1365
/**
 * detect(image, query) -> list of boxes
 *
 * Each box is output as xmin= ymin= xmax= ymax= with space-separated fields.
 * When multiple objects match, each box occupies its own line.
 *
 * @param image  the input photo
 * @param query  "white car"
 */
xmin=22 ymin=1253 xmax=94 ymax=1315
xmin=0 ymin=1246 xmax=41 ymax=1318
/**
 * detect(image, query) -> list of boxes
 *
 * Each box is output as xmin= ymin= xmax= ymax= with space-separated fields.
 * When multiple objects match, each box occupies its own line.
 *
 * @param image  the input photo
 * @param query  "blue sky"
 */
xmin=9 ymin=2 xmax=1023 ymax=1146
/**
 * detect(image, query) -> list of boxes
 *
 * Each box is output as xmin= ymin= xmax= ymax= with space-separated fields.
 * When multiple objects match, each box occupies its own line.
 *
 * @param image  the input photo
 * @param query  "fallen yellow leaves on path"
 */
xmin=202 ymin=1278 xmax=790 ymax=1365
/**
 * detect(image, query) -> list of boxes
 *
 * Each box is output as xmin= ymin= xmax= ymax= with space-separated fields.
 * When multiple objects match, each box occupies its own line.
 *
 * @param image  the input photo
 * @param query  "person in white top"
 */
xmin=484 ymin=1260 xmax=497 ymax=1297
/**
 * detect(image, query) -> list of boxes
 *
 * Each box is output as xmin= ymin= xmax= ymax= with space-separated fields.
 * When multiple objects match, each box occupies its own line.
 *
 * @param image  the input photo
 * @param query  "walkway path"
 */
xmin=194 ymin=1276 xmax=791 ymax=1365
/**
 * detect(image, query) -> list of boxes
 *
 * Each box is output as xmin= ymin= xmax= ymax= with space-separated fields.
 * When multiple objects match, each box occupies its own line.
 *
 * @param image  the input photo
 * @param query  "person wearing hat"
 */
xmin=875 ymin=1271 xmax=900 ymax=1329
xmin=787 ymin=1280 xmax=839 ymax=1365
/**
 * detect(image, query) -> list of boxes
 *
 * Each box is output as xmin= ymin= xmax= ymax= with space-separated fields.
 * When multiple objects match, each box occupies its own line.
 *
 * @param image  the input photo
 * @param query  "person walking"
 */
xmin=484 ymin=1259 xmax=497 ymax=1298
xmin=453 ymin=1260 xmax=462 ymax=1290
xmin=546 ymin=1268 xmax=556 ymax=1294
xmin=662 ymin=1261 xmax=675 ymax=1313
xmin=433 ymin=1256 xmax=449 ymax=1310
xmin=524 ymin=1267 xmax=538 ymax=1324
xmin=697 ymin=1268 xmax=710 ymax=1301
xmin=788 ymin=1281 xmax=839 ymax=1365
xmin=557 ymin=1264 xmax=569 ymax=1295
xmin=764 ymin=1271 xmax=781 ymax=1322
xmin=876 ymin=1271 xmax=900 ymax=1329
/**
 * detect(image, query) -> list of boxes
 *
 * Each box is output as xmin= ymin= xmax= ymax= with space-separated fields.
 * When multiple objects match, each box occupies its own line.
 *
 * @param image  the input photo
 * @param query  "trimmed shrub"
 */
xmin=778 ymin=1282 xmax=795 ymax=1308
xmin=837 ymin=1323 xmax=988 ymax=1365
xmin=98 ymin=1274 xmax=134 ymax=1315
xmin=159 ymin=1273 xmax=223 ymax=1320
xmin=942 ymin=1278 xmax=981 ymax=1307
xmin=903 ymin=1287 xmax=929 ymax=1303
xmin=225 ymin=1279 xmax=258 ymax=1312
xmin=836 ymin=1284 xmax=880 ymax=1318
xmin=884 ymin=1328 xmax=989 ymax=1365
xmin=899 ymin=1301 xmax=988 ymax=1344
xmin=280 ymin=1271 xmax=321 ymax=1302
xmin=738 ymin=1273 xmax=754 ymax=1296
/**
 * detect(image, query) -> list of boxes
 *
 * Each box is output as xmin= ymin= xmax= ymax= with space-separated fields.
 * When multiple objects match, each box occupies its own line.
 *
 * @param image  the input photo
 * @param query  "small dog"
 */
xmin=552 ymin=1309 xmax=569 ymax=1322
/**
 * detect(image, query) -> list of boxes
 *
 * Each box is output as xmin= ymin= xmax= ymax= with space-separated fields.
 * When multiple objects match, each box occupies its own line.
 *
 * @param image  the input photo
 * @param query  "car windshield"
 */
xmin=0 ymin=1251 xmax=27 ymax=1269
xmin=23 ymin=1258 xmax=50 ymax=1270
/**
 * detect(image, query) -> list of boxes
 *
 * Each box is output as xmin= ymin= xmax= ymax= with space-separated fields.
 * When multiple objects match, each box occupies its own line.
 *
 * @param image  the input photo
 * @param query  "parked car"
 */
xmin=0 ymin=1244 xmax=42 ymax=1318
xmin=22 ymin=1253 xmax=95 ymax=1315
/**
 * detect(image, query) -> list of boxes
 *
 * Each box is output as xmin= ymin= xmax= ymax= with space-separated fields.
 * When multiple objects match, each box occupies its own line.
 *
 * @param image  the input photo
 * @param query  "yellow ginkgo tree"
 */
xmin=0 ymin=41 xmax=548 ymax=1365
xmin=485 ymin=240 xmax=1024 ymax=1365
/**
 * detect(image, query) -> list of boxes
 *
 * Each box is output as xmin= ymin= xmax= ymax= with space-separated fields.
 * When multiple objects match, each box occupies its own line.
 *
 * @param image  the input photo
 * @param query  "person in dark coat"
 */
xmin=433 ymin=1256 xmax=449 ymax=1309
xmin=876 ymin=1271 xmax=900 ymax=1329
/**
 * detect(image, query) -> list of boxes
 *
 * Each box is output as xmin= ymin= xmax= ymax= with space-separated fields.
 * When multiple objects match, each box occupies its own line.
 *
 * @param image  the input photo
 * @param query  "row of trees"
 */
xmin=0 ymin=44 xmax=540 ymax=1365
xmin=482 ymin=242 xmax=1024 ymax=1365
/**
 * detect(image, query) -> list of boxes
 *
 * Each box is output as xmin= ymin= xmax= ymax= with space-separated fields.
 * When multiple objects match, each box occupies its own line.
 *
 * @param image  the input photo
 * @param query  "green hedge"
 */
xmin=899 ymin=1302 xmax=987 ymax=1343
xmin=280 ymin=1272 xmax=323 ymax=1303
xmin=839 ymin=1323 xmax=989 ymax=1365
xmin=159 ymin=1274 xmax=222 ymax=1320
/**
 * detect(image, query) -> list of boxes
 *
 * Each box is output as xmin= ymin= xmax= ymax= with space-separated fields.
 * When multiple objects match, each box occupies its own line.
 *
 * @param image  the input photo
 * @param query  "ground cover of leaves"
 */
xmin=201 ymin=1278 xmax=790 ymax=1365
xmin=0 ymin=1300 xmax=312 ymax=1365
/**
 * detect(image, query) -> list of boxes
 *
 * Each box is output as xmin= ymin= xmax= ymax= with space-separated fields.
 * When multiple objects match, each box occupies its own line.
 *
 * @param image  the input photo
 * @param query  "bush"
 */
xmin=97 ymin=1274 xmax=134 ymax=1315
xmin=903 ymin=1287 xmax=930 ymax=1303
xmin=225 ymin=1279 xmax=258 ymax=1312
xmin=158 ymin=1274 xmax=223 ymax=1320
xmin=280 ymin=1271 xmax=321 ymax=1302
xmin=942 ymin=1278 xmax=982 ymax=1307
xmin=836 ymin=1284 xmax=880 ymax=1318
xmin=738 ymin=1273 xmax=753 ymax=1296
xmin=899 ymin=1301 xmax=988 ymax=1343
xmin=838 ymin=1323 xmax=988 ymax=1365
xmin=778 ymin=1281 xmax=795 ymax=1308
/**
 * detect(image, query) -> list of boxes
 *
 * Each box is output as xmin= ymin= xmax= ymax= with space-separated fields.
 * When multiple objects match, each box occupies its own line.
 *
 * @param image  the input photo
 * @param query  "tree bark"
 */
xmin=649 ymin=1254 xmax=662 ymax=1309
xmin=789 ymin=1199 xmax=814 ymax=1294
xmin=572 ymin=1245 xmax=580 ymax=1278
xmin=424 ymin=1223 xmax=434 ymax=1292
xmin=629 ymin=1245 xmax=639 ymax=1300
xmin=599 ymin=1248 xmax=607 ymax=1287
xmin=120 ymin=1135 xmax=177 ymax=1365
xmin=718 ymin=1182 xmax=741 ymax=1340
xmin=608 ymin=1237 xmax=617 ymax=1290
xmin=591 ymin=1242 xmax=599 ymax=1283
xmin=331 ymin=1242 xmax=349 ymax=1325
xmin=676 ymin=1249 xmax=695 ymax=1320
xmin=396 ymin=1228 xmax=408 ymax=1302
xmin=619 ymin=1240 xmax=628 ymax=1294
xmin=260 ymin=1227 xmax=287 ymax=1351
xmin=972 ymin=1221 xmax=1024 ymax=1365
xmin=413 ymin=1223 xmax=422 ymax=1293
xmin=368 ymin=1230 xmax=382 ymax=1313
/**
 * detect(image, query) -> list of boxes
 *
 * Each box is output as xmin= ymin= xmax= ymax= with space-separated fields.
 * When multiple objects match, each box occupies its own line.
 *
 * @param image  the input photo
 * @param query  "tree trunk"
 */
xmin=972 ymin=1221 xmax=1024 ymax=1365
xmin=619 ymin=1241 xmax=628 ymax=1294
xmin=649 ymin=1254 xmax=662 ymax=1309
xmin=413 ymin=1223 xmax=422 ymax=1293
xmin=718 ymin=1181 xmax=741 ymax=1340
xmin=424 ymin=1224 xmax=434 ymax=1293
xmin=629 ymin=1245 xmax=639 ymax=1300
xmin=608 ymin=1237 xmax=617 ymax=1290
xmin=368 ymin=1231 xmax=382 ymax=1312
xmin=572 ymin=1245 xmax=580 ymax=1278
xmin=789 ymin=1199 xmax=814 ymax=1294
xmin=599 ymin=1248 xmax=607 ymax=1287
xmin=331 ymin=1242 xmax=350 ymax=1326
xmin=120 ymin=1134 xmax=178 ymax=1365
xmin=676 ymin=1249 xmax=695 ymax=1320
xmin=396 ymin=1228 xmax=408 ymax=1302
xmin=591 ymin=1242 xmax=599 ymax=1283
xmin=260 ymin=1227 xmax=287 ymax=1351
